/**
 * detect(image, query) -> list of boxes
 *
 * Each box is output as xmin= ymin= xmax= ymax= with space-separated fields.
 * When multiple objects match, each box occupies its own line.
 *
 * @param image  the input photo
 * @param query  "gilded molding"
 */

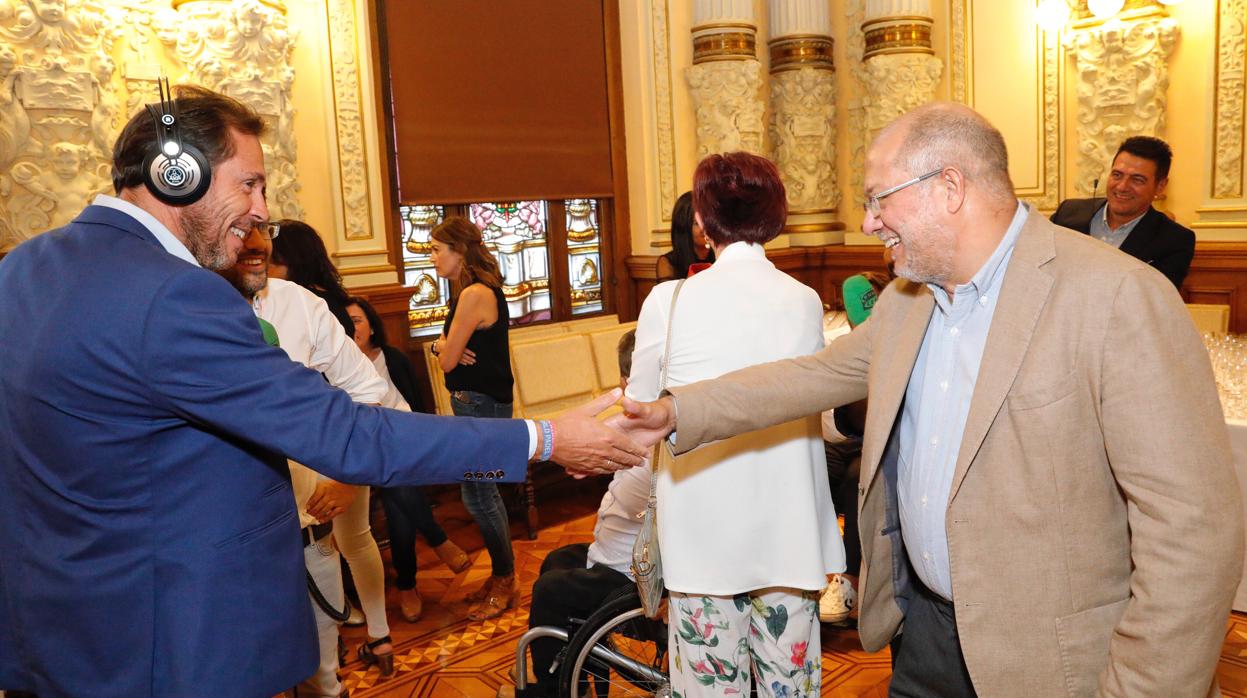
xmin=651 ymin=0 xmax=676 ymax=224
xmin=692 ymin=31 xmax=757 ymax=64
xmin=1212 ymin=0 xmax=1245 ymax=199
xmin=1021 ymin=29 xmax=1062 ymax=210
xmin=326 ymin=0 xmax=374 ymax=241
xmin=1064 ymin=18 xmax=1178 ymax=196
xmin=950 ymin=0 xmax=971 ymax=104
xmin=770 ymin=67 xmax=838 ymax=212
xmin=846 ymin=0 xmax=869 ymax=211
xmin=686 ymin=59 xmax=766 ymax=158
xmin=768 ymin=35 xmax=835 ymax=72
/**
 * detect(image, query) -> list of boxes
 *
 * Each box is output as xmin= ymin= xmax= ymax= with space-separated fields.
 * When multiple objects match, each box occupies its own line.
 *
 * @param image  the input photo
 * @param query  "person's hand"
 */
xmin=306 ymin=480 xmax=355 ymax=523
xmin=458 ymin=348 xmax=476 ymax=366
xmin=604 ymin=395 xmax=677 ymax=450
xmin=548 ymin=388 xmax=648 ymax=477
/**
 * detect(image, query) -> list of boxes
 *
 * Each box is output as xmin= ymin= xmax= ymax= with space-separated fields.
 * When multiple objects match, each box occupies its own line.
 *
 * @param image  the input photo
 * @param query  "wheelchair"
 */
xmin=513 ymin=585 xmax=670 ymax=697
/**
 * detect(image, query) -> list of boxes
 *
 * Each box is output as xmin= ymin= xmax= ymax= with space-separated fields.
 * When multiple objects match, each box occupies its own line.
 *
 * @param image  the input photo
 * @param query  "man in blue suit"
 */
xmin=0 ymin=85 xmax=642 ymax=697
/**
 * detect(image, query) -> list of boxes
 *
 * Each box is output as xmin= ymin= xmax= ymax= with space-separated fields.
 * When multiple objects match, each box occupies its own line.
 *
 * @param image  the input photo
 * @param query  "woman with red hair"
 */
xmin=626 ymin=152 xmax=845 ymax=696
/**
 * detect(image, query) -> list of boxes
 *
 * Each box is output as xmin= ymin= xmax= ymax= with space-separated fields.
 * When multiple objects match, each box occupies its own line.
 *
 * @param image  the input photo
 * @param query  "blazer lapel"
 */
xmin=947 ymin=213 xmax=1056 ymax=503
xmin=1117 ymin=206 xmax=1162 ymax=264
xmin=860 ymin=284 xmax=934 ymax=490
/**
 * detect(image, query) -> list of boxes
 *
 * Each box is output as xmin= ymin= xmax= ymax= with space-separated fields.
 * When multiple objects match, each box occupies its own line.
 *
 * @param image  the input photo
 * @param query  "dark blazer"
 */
xmin=0 ymin=206 xmax=529 ymax=697
xmin=381 ymin=343 xmax=425 ymax=412
xmin=1049 ymin=197 xmax=1195 ymax=289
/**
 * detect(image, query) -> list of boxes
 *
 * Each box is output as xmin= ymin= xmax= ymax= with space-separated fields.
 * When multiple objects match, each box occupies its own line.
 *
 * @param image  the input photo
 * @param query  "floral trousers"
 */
xmin=668 ymin=587 xmax=820 ymax=698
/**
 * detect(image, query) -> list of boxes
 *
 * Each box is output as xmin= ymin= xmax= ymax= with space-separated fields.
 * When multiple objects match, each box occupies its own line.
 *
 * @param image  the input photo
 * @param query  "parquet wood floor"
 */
xmin=336 ymin=485 xmax=1247 ymax=697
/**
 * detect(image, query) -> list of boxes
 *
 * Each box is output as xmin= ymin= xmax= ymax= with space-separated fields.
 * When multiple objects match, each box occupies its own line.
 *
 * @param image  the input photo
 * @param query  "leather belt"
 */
xmin=301 ymin=520 xmax=334 ymax=547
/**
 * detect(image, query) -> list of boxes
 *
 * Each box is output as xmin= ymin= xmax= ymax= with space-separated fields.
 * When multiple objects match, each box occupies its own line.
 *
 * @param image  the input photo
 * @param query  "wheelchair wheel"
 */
xmin=557 ymin=586 xmax=670 ymax=697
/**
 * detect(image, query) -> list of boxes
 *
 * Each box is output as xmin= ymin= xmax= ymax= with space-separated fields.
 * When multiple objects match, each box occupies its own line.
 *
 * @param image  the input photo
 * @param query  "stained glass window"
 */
xmin=469 ymin=201 xmax=551 ymax=325
xmin=399 ymin=204 xmax=448 ymax=337
xmin=565 ymin=198 xmax=603 ymax=315
xmin=399 ymin=199 xmax=609 ymax=338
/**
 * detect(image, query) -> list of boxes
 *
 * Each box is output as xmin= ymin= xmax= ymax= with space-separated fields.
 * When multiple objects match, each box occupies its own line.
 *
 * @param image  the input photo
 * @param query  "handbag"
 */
xmin=631 ymin=278 xmax=686 ymax=619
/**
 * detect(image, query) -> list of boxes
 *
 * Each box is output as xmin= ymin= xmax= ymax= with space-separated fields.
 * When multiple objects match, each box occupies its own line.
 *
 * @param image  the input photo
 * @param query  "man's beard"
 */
xmin=893 ymin=220 xmax=956 ymax=288
xmin=181 ymin=200 xmax=234 ymax=271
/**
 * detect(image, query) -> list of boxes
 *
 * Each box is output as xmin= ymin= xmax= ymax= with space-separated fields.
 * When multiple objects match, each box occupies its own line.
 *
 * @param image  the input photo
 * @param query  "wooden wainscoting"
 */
xmin=1183 ymin=242 xmax=1247 ymax=334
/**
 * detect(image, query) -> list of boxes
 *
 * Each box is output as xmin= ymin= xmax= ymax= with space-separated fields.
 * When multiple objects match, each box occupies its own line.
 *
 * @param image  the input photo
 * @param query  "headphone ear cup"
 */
xmin=142 ymin=141 xmax=212 ymax=206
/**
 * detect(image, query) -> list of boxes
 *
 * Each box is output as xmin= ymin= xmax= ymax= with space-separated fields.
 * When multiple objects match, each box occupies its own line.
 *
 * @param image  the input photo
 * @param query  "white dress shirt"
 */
xmin=585 ymin=465 xmax=651 ymax=578
xmin=253 ymin=278 xmax=388 ymax=528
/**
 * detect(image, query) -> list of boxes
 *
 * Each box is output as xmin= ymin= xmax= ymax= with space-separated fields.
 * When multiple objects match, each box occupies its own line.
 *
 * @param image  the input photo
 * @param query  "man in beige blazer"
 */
xmin=617 ymin=103 xmax=1243 ymax=696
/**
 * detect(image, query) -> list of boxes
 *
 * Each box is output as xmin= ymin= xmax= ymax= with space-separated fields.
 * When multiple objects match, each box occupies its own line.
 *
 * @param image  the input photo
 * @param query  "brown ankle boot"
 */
xmin=467 ymin=574 xmax=518 ymax=620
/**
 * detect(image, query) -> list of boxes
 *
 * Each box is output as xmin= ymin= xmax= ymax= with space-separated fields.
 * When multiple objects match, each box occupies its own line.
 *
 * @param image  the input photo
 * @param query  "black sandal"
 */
xmin=358 ymin=634 xmax=395 ymax=677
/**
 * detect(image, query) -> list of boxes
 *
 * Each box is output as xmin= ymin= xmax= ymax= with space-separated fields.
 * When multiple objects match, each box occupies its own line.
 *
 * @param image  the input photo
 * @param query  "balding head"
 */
xmin=876 ymin=102 xmax=1015 ymax=202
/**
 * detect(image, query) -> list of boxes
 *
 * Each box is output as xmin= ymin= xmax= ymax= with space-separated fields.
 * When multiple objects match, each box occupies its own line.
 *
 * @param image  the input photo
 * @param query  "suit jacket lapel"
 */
xmin=948 ymin=213 xmax=1056 ymax=502
xmin=860 ymin=284 xmax=934 ymax=491
xmin=1117 ymin=206 xmax=1162 ymax=263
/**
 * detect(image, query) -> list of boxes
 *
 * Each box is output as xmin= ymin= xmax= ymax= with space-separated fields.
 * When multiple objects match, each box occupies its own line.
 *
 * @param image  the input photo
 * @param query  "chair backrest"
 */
xmin=510 ymin=334 xmax=598 ymax=419
xmin=1187 ymin=303 xmax=1230 ymax=335
xmin=587 ymin=322 xmax=638 ymax=392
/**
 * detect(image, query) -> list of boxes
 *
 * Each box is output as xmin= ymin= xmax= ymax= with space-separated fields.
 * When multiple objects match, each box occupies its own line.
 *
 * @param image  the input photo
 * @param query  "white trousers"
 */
xmin=332 ymin=484 xmax=390 ymax=640
xmin=668 ymin=587 xmax=820 ymax=697
xmin=299 ymin=533 xmax=344 ymax=698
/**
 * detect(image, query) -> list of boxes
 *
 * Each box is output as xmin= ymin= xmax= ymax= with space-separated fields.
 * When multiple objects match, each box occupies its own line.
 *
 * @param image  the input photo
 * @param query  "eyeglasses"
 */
xmin=254 ymin=222 xmax=280 ymax=240
xmin=863 ymin=168 xmax=944 ymax=217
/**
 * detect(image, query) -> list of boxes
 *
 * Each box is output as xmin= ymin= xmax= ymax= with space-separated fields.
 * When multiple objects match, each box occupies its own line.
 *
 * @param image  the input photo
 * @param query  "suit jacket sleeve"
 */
xmin=1097 ymin=268 xmax=1243 ymax=694
xmin=666 ymin=299 xmax=873 ymax=454
xmin=140 ymin=270 xmax=529 ymax=485
xmin=1148 ymin=216 xmax=1195 ymax=289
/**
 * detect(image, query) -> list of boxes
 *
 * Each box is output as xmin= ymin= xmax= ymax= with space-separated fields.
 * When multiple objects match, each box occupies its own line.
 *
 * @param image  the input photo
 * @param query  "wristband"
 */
xmin=538 ymin=420 xmax=555 ymax=462
xmin=430 ymin=340 xmax=440 ymax=356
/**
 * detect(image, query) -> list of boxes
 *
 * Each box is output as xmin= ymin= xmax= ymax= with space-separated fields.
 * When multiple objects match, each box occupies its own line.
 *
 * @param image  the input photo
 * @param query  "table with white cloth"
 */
xmin=1228 ymin=418 xmax=1247 ymax=612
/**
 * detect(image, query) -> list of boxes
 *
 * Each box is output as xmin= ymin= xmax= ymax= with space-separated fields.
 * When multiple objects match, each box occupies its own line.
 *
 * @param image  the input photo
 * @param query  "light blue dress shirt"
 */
xmin=1088 ymin=201 xmax=1144 ymax=249
xmin=897 ymin=201 xmax=1028 ymax=601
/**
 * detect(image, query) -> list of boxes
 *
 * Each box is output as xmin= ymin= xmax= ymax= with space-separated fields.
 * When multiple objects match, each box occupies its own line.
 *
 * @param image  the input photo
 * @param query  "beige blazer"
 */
xmin=668 ymin=210 xmax=1244 ymax=697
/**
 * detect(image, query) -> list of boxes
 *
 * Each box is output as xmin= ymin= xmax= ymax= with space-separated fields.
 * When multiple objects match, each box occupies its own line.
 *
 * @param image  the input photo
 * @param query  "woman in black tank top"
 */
xmin=429 ymin=216 xmax=519 ymax=620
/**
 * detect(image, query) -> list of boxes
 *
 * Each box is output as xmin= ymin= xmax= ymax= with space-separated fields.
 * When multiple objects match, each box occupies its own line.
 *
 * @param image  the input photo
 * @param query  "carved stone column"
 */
xmin=768 ymin=0 xmax=843 ymax=245
xmin=1064 ymin=17 xmax=1178 ymax=196
xmin=861 ymin=0 xmax=942 ymax=142
xmin=160 ymin=0 xmax=303 ymax=220
xmin=686 ymin=0 xmax=765 ymax=159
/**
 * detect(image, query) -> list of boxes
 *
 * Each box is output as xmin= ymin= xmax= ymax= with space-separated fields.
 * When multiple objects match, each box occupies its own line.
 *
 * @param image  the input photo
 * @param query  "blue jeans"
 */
xmin=451 ymin=390 xmax=516 ymax=577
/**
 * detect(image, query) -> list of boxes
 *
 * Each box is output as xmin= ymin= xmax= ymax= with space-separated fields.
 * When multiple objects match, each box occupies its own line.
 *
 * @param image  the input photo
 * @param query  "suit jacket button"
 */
xmin=493 ymin=469 xmax=505 ymax=479
xmin=463 ymin=471 xmax=473 ymax=481
xmin=858 ymin=486 xmax=866 ymax=496
xmin=484 ymin=471 xmax=496 ymax=480
xmin=474 ymin=472 xmax=484 ymax=480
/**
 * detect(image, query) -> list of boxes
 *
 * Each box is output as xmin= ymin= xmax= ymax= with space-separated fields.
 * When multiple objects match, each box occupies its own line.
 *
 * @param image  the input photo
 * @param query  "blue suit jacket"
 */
xmin=0 ymin=206 xmax=529 ymax=697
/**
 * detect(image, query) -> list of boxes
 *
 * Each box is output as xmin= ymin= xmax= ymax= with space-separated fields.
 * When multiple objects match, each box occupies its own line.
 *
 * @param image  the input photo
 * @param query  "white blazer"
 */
xmin=627 ymin=242 xmax=845 ymax=595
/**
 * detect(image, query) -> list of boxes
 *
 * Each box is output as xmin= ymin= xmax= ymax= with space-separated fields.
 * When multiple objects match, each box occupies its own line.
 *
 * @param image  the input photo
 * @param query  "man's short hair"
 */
xmin=617 ymin=329 xmax=636 ymax=380
xmin=111 ymin=85 xmax=266 ymax=194
xmin=1114 ymin=136 xmax=1172 ymax=181
xmin=891 ymin=102 xmax=1014 ymax=199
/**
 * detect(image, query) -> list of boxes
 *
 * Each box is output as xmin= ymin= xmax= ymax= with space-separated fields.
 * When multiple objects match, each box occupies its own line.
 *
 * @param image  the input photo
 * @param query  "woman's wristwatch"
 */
xmin=430 ymin=340 xmax=440 ymax=356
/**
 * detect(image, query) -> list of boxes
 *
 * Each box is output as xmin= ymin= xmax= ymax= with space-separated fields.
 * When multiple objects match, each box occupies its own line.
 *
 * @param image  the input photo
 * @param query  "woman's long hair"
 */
xmin=431 ymin=216 xmax=504 ymax=296
xmin=667 ymin=191 xmax=714 ymax=279
xmin=270 ymin=220 xmax=350 ymax=307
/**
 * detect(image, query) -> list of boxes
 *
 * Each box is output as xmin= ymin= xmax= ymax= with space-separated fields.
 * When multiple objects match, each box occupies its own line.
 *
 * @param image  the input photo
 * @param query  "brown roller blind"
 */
xmin=381 ymin=1 xmax=614 ymax=205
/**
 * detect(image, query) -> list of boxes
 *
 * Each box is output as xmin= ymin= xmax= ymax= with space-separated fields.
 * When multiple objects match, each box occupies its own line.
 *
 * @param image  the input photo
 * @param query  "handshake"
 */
xmin=540 ymin=389 xmax=679 ymax=478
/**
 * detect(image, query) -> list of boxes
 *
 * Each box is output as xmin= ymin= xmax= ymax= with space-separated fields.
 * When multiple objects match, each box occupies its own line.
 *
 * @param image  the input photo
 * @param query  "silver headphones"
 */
xmin=142 ymin=78 xmax=211 ymax=205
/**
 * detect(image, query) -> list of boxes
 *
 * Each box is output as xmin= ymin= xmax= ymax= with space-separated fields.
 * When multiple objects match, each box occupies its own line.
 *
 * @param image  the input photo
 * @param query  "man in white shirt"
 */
xmin=220 ymin=223 xmax=390 ymax=697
